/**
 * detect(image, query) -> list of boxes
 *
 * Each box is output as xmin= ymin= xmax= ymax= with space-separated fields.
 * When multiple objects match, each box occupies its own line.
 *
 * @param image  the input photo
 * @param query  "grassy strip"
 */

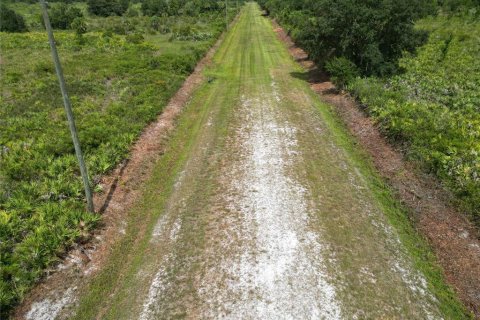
xmin=69 ymin=8 xmax=246 ymax=318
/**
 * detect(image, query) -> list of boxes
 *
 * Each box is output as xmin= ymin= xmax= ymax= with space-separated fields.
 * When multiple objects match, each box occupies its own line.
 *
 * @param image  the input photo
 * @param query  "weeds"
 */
xmin=0 ymin=5 xmax=235 ymax=315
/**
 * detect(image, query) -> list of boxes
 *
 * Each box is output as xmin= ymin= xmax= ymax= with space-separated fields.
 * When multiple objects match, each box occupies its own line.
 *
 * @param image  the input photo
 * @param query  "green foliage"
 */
xmin=142 ymin=0 xmax=169 ymax=16
xmin=125 ymin=32 xmax=144 ymax=43
xmin=48 ymin=3 xmax=83 ymax=29
xmin=125 ymin=6 xmax=140 ymax=17
xmin=258 ymin=0 xmax=435 ymax=76
xmin=87 ymin=0 xmax=129 ymax=17
xmin=71 ymin=16 xmax=88 ymax=35
xmin=0 ymin=6 xmax=233 ymax=315
xmin=325 ymin=57 xmax=359 ymax=89
xmin=439 ymin=0 xmax=480 ymax=13
xmin=350 ymin=15 xmax=480 ymax=224
xmin=0 ymin=4 xmax=28 ymax=32
xmin=141 ymin=0 xmax=222 ymax=16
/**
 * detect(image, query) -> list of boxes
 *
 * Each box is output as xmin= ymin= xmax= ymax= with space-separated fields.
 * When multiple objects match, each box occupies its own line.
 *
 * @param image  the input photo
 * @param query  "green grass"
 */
xmin=349 ymin=13 xmax=480 ymax=225
xmin=0 ymin=3 xmax=235 ymax=315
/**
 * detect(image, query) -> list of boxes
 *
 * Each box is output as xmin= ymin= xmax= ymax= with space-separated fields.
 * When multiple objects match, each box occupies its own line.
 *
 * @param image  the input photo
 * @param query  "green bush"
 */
xmin=325 ymin=57 xmax=359 ymax=89
xmin=258 ymin=0 xmax=435 ymax=76
xmin=142 ymin=0 xmax=169 ymax=16
xmin=0 ymin=5 xmax=27 ymax=33
xmin=48 ymin=3 xmax=83 ymax=29
xmin=71 ymin=17 xmax=88 ymax=35
xmin=87 ymin=0 xmax=129 ymax=17
xmin=349 ymin=15 xmax=480 ymax=224
xmin=126 ymin=32 xmax=144 ymax=43
xmin=125 ymin=6 xmax=140 ymax=17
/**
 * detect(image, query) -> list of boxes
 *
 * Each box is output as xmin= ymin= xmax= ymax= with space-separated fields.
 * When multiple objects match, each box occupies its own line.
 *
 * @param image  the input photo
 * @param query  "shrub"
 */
xmin=126 ymin=32 xmax=144 ymax=43
xmin=142 ymin=0 xmax=169 ymax=16
xmin=71 ymin=17 xmax=88 ymax=35
xmin=350 ymin=15 xmax=480 ymax=224
xmin=325 ymin=57 xmax=359 ymax=89
xmin=259 ymin=0 xmax=435 ymax=76
xmin=125 ymin=6 xmax=140 ymax=17
xmin=48 ymin=3 xmax=83 ymax=29
xmin=87 ymin=0 xmax=129 ymax=17
xmin=0 ymin=5 xmax=27 ymax=33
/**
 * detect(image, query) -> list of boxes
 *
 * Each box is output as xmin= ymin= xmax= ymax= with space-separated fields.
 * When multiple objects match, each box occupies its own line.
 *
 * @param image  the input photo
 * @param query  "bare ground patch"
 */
xmin=271 ymin=19 xmax=480 ymax=318
xmin=196 ymin=92 xmax=342 ymax=319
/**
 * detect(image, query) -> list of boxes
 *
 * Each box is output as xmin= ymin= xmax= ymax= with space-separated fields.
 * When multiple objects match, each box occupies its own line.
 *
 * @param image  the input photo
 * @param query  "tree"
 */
xmin=141 ymin=0 xmax=169 ymax=16
xmin=48 ymin=3 xmax=83 ymax=29
xmin=0 ymin=5 xmax=27 ymax=33
xmin=258 ymin=0 xmax=436 ymax=76
xmin=87 ymin=0 xmax=129 ymax=17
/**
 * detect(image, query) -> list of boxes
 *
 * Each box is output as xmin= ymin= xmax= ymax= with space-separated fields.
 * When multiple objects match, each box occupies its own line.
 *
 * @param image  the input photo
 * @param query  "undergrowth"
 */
xmin=350 ymin=14 xmax=480 ymax=225
xmin=0 ymin=4 xmax=235 ymax=315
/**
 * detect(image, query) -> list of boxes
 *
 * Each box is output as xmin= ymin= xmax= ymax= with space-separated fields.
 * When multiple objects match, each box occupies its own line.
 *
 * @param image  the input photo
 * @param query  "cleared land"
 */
xmin=22 ymin=3 xmax=468 ymax=319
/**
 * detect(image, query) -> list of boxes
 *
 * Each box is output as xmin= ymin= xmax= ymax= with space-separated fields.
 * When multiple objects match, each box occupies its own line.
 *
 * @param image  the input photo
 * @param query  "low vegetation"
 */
xmin=0 ymin=0 xmax=239 ymax=315
xmin=350 ymin=13 xmax=480 ymax=223
xmin=260 ymin=0 xmax=480 ymax=225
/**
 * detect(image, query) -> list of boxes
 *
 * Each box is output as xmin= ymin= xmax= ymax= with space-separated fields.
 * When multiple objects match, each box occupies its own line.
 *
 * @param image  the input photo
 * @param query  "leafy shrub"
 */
xmin=350 ymin=15 xmax=480 ymax=224
xmin=126 ymin=32 xmax=144 ymax=43
xmin=258 ymin=0 xmax=435 ymax=76
xmin=48 ymin=3 xmax=83 ymax=29
xmin=0 ymin=5 xmax=27 ymax=33
xmin=325 ymin=57 xmax=359 ymax=89
xmin=71 ymin=17 xmax=88 ymax=35
xmin=142 ymin=0 xmax=169 ymax=16
xmin=148 ymin=53 xmax=196 ymax=74
xmin=87 ymin=0 xmax=129 ymax=17
xmin=125 ymin=6 xmax=140 ymax=17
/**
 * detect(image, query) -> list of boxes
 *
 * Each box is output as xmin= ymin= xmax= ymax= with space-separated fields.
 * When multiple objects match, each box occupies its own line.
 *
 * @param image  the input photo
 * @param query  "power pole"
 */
xmin=225 ymin=0 xmax=228 ymax=29
xmin=39 ymin=0 xmax=95 ymax=213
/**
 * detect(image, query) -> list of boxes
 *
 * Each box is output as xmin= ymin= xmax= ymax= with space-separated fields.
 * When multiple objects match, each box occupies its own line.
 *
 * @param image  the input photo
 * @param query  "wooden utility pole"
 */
xmin=39 ymin=0 xmax=94 ymax=212
xmin=225 ymin=0 xmax=228 ymax=29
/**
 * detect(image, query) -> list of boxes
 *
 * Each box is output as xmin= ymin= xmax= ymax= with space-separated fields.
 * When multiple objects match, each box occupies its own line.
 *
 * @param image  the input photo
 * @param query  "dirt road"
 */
xmin=24 ymin=3 xmax=467 ymax=319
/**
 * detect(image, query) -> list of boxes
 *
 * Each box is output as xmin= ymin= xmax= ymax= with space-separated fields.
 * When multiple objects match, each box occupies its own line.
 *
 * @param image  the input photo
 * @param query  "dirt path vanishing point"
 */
xmin=19 ymin=3 xmax=470 ymax=319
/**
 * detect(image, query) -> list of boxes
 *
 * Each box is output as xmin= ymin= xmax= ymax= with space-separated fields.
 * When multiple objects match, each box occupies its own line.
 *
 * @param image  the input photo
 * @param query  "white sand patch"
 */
xmin=140 ymin=219 xmax=181 ymax=320
xmin=271 ymin=81 xmax=282 ymax=102
xmin=199 ymin=91 xmax=342 ymax=319
xmin=139 ymin=257 xmax=171 ymax=320
xmin=169 ymin=218 xmax=182 ymax=241
xmin=26 ymin=287 xmax=76 ymax=320
xmin=151 ymin=214 xmax=168 ymax=238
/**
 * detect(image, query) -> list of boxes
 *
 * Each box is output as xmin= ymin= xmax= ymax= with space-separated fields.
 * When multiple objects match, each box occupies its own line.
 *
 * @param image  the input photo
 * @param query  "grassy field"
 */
xmin=62 ymin=3 xmax=467 ymax=319
xmin=350 ymin=13 xmax=480 ymax=224
xmin=0 ymin=1 xmax=237 ymax=314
